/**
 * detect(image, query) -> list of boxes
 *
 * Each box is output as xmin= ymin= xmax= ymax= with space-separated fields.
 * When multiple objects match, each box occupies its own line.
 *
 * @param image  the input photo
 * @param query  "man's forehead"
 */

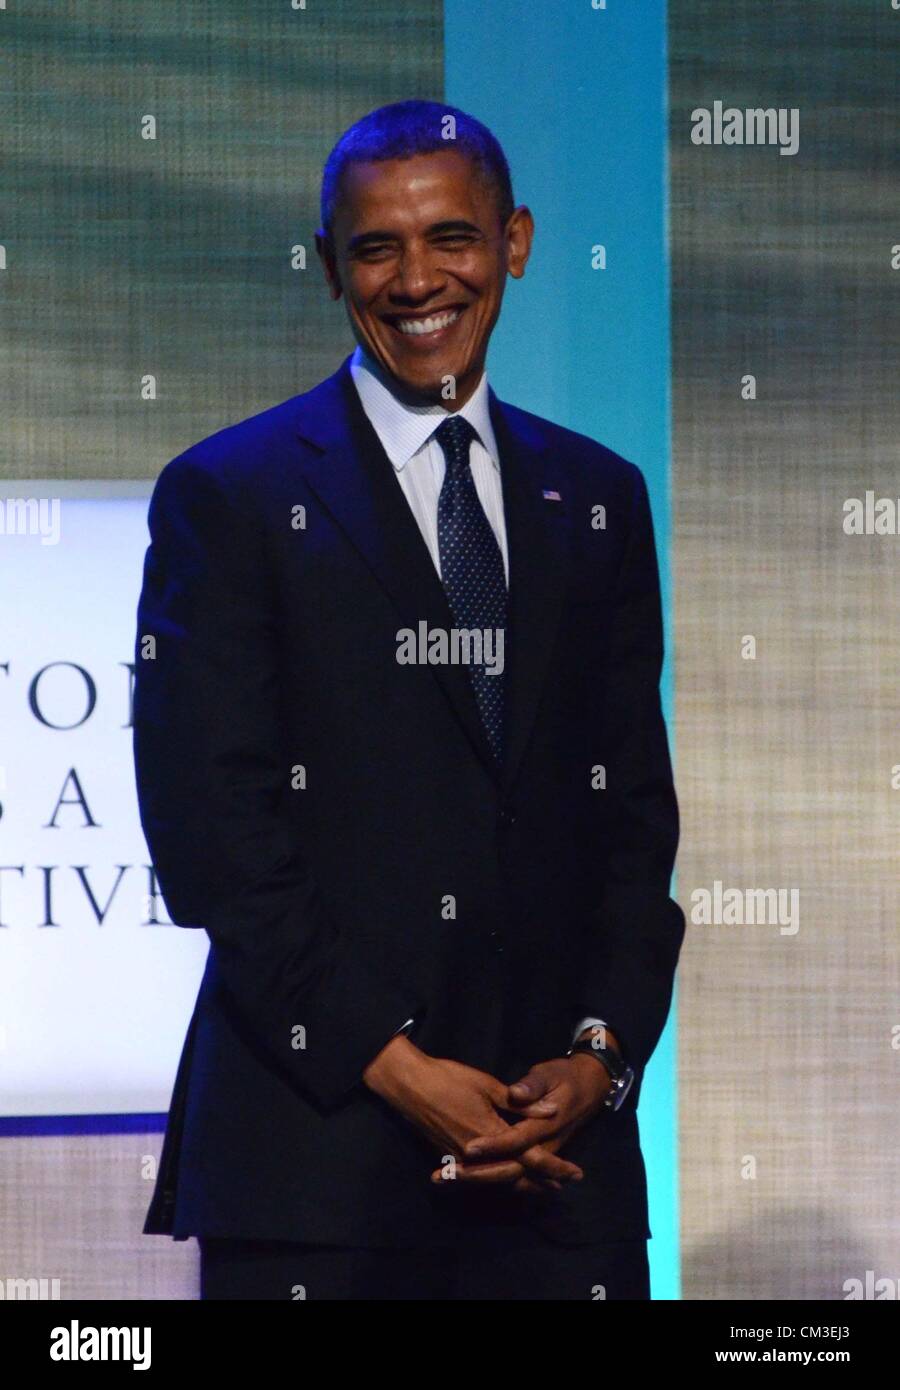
xmin=337 ymin=151 xmax=488 ymax=218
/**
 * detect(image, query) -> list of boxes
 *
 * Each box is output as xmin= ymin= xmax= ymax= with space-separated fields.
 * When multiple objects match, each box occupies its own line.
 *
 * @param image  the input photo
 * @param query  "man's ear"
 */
xmin=505 ymin=205 xmax=534 ymax=281
xmin=315 ymin=230 xmax=343 ymax=301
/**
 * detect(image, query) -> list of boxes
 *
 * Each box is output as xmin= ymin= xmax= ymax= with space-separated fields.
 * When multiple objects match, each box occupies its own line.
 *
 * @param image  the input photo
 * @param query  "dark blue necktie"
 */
xmin=435 ymin=414 xmax=507 ymax=763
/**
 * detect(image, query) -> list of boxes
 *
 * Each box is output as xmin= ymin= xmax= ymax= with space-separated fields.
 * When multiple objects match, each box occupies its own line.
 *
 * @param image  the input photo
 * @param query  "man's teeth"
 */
xmin=396 ymin=309 xmax=461 ymax=336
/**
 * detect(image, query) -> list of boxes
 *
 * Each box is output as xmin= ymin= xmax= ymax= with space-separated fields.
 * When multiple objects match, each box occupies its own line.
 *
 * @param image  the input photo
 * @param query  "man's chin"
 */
xmin=357 ymin=328 xmax=481 ymax=402
xmin=378 ymin=358 xmax=464 ymax=403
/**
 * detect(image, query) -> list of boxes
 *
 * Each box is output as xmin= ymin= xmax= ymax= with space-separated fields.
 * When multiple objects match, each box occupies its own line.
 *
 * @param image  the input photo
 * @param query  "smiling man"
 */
xmin=319 ymin=139 xmax=520 ymax=409
xmin=134 ymin=100 xmax=684 ymax=1301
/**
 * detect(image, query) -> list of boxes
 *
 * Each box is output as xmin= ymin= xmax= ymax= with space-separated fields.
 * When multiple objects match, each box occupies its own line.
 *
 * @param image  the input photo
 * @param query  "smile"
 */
xmin=392 ymin=307 xmax=464 ymax=337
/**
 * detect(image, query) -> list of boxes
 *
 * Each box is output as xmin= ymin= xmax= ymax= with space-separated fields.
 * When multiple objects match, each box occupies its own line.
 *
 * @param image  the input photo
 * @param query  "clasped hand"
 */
xmin=363 ymin=1039 xmax=612 ymax=1196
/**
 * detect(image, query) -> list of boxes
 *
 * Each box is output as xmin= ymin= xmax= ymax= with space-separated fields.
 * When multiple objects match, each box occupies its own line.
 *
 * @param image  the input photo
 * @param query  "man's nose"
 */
xmin=390 ymin=245 xmax=445 ymax=302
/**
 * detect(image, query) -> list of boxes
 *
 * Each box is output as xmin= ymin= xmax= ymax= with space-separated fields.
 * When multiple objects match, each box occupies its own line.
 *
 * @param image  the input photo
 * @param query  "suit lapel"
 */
xmin=291 ymin=358 xmax=572 ymax=796
xmin=293 ymin=359 xmax=500 ymax=781
xmin=489 ymin=390 xmax=572 ymax=797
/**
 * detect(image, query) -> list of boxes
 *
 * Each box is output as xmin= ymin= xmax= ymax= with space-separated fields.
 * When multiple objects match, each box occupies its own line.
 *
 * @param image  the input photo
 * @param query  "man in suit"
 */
xmin=134 ymin=99 xmax=684 ymax=1300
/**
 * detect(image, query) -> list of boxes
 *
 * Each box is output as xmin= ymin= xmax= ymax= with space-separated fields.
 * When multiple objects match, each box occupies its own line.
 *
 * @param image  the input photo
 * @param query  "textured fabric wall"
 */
xmin=0 ymin=0 xmax=441 ymax=1302
xmin=671 ymin=1 xmax=900 ymax=1299
xmin=2 ymin=0 xmax=442 ymax=481
xmin=0 ymin=1130 xmax=195 ymax=1300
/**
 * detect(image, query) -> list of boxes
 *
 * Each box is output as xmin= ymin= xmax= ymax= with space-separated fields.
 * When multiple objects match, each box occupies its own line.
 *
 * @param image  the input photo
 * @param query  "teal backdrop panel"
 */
xmin=445 ymin=0 xmax=678 ymax=1298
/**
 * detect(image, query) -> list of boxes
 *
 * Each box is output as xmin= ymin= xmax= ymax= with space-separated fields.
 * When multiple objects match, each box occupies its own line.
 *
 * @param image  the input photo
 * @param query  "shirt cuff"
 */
xmin=572 ymin=1016 xmax=608 ymax=1043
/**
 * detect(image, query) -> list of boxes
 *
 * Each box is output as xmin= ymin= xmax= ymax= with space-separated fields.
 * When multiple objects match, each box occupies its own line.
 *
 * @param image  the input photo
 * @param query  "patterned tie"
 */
xmin=435 ymin=414 xmax=508 ymax=763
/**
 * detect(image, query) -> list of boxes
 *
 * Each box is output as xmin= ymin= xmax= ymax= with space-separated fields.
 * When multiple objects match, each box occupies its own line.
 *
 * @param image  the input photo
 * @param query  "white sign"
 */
xmin=0 ymin=493 xmax=208 ymax=1116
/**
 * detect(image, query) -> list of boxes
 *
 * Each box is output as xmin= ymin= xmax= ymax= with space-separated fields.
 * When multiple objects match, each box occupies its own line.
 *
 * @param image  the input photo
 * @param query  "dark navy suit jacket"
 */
xmin=133 ymin=354 xmax=684 ymax=1246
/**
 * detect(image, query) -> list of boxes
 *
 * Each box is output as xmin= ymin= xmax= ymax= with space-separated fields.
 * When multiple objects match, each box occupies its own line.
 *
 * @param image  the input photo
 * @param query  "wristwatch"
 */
xmin=566 ymin=1028 xmax=635 ymax=1112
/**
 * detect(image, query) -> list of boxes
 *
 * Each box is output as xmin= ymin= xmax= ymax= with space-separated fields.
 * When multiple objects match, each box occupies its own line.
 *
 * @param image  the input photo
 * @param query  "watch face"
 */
xmin=605 ymin=1065 xmax=635 ymax=1111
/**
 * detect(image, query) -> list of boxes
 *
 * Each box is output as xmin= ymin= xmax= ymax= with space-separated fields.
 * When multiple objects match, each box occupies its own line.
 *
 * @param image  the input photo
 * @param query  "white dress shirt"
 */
xmin=347 ymin=346 xmax=609 ymax=1055
xmin=349 ymin=344 xmax=508 ymax=584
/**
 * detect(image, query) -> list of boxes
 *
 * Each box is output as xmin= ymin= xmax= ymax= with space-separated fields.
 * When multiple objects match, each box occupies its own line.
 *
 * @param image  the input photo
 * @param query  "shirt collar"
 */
xmin=349 ymin=343 xmax=500 ymax=472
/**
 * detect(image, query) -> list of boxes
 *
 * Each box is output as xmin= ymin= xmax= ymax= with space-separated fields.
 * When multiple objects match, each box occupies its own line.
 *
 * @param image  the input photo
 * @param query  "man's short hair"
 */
xmin=320 ymin=99 xmax=515 ymax=243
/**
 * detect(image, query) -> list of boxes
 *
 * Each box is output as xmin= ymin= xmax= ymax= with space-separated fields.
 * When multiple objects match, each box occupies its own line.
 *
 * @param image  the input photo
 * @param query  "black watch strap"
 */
xmin=568 ymin=1038 xmax=625 ymax=1077
xmin=566 ymin=1036 xmax=636 ymax=1111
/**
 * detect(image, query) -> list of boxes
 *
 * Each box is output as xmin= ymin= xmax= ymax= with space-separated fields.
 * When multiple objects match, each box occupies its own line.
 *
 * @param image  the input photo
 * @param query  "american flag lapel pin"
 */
xmin=542 ymin=488 xmax=562 ymax=503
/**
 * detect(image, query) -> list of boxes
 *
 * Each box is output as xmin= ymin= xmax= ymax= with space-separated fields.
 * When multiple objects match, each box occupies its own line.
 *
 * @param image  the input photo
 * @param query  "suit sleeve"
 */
xmin=579 ymin=463 xmax=685 ymax=1078
xmin=133 ymin=452 xmax=421 ymax=1112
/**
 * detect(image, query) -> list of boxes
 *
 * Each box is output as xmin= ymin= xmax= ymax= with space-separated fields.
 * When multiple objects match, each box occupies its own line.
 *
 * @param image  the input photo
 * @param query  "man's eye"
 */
xmin=434 ymin=236 xmax=472 ymax=248
xmin=355 ymin=244 xmax=394 ymax=260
